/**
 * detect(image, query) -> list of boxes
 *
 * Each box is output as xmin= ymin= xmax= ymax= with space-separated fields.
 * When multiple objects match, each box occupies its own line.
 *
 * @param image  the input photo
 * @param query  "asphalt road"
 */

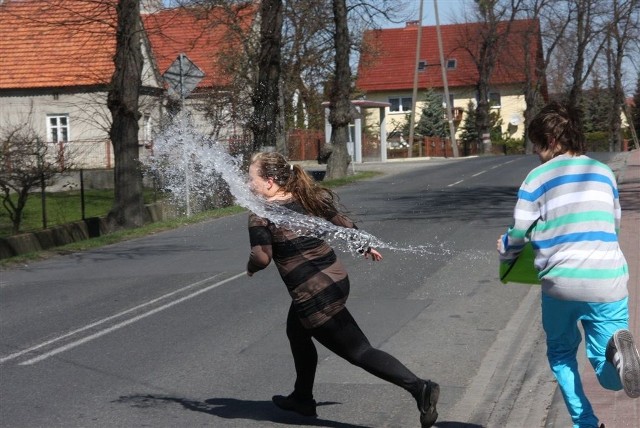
xmin=0 ymin=154 xmax=588 ymax=427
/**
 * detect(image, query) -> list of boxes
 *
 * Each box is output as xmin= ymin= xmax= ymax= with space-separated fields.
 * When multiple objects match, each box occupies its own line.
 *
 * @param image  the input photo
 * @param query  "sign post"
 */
xmin=162 ymin=54 xmax=205 ymax=216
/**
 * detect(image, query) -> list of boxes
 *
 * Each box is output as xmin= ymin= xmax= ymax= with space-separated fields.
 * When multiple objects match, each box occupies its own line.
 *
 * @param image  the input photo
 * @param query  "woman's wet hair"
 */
xmin=250 ymin=151 xmax=339 ymax=217
xmin=528 ymin=101 xmax=585 ymax=155
xmin=250 ymin=151 xmax=294 ymax=186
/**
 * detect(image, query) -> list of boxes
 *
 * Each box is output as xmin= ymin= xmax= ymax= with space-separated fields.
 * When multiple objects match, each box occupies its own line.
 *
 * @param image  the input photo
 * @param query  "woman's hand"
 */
xmin=364 ymin=248 xmax=383 ymax=261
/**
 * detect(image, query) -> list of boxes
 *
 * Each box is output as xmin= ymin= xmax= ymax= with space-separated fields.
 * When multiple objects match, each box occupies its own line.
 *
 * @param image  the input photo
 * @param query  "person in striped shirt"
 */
xmin=246 ymin=151 xmax=439 ymax=428
xmin=498 ymin=101 xmax=640 ymax=428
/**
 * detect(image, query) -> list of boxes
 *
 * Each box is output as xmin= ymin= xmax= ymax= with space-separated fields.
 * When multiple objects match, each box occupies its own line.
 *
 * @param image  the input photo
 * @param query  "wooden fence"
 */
xmin=286 ymin=129 xmax=324 ymax=161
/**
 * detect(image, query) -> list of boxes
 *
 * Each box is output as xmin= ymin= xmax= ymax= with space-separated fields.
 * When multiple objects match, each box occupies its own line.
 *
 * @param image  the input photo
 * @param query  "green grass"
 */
xmin=0 ymin=189 xmax=159 ymax=237
xmin=0 ymin=171 xmax=383 ymax=267
xmin=323 ymin=171 xmax=380 ymax=187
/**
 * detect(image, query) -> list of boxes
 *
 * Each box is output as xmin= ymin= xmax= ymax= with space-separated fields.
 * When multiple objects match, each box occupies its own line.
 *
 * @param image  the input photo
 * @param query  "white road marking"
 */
xmin=1 ymin=272 xmax=245 ymax=365
xmin=446 ymin=158 xmax=522 ymax=187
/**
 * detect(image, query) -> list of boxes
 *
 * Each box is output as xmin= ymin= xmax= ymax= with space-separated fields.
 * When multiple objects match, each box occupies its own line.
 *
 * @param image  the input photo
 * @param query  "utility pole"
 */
xmin=407 ymin=0 xmax=424 ymax=158
xmin=434 ymin=0 xmax=459 ymax=157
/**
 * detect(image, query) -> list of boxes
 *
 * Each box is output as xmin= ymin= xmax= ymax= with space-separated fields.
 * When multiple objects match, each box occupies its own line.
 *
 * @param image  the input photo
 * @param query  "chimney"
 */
xmin=406 ymin=20 xmax=420 ymax=27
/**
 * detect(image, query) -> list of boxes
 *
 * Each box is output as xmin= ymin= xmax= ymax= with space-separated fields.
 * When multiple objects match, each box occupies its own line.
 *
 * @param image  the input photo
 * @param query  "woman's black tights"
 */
xmin=285 ymin=304 xmax=423 ymax=400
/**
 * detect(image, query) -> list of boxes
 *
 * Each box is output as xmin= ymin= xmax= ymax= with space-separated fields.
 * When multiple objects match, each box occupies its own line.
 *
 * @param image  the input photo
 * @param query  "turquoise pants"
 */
xmin=541 ymin=294 xmax=628 ymax=428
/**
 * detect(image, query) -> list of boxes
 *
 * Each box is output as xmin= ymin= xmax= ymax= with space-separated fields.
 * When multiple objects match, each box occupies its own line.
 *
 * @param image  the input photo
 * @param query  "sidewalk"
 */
xmin=546 ymin=149 xmax=640 ymax=428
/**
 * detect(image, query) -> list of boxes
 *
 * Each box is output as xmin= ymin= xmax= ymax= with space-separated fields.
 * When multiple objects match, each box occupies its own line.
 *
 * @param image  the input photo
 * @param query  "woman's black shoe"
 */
xmin=417 ymin=380 xmax=439 ymax=428
xmin=272 ymin=394 xmax=317 ymax=417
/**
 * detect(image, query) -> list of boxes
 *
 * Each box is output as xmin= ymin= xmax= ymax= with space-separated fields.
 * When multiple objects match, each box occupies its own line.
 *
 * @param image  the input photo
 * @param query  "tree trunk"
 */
xmin=567 ymin=0 xmax=589 ymax=111
xmin=473 ymin=27 xmax=500 ymax=154
xmin=326 ymin=0 xmax=353 ymax=180
xmin=250 ymin=0 xmax=283 ymax=152
xmin=276 ymin=81 xmax=287 ymax=155
xmin=609 ymin=51 xmax=624 ymax=152
xmin=107 ymin=0 xmax=145 ymax=230
xmin=475 ymin=94 xmax=491 ymax=153
xmin=523 ymin=86 xmax=540 ymax=153
xmin=475 ymin=51 xmax=495 ymax=153
xmin=607 ymin=0 xmax=634 ymax=152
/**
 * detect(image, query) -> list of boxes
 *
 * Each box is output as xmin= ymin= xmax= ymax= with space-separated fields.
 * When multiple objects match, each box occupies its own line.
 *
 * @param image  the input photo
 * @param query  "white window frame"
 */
xmin=143 ymin=114 xmax=152 ymax=143
xmin=47 ymin=114 xmax=70 ymax=143
xmin=446 ymin=59 xmax=457 ymax=70
xmin=388 ymin=96 xmax=413 ymax=113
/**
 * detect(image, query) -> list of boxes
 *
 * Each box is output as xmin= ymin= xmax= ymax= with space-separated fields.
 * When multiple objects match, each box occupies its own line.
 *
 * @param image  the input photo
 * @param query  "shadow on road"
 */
xmin=115 ymin=394 xmax=370 ymax=427
xmin=364 ymin=185 xmax=520 ymax=222
xmin=433 ymin=422 xmax=484 ymax=427
xmin=619 ymin=186 xmax=640 ymax=212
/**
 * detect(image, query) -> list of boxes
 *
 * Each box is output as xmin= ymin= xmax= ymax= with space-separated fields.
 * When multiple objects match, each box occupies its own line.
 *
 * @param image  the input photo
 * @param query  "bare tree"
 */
xmin=107 ymin=0 xmax=146 ymax=230
xmin=0 ymin=124 xmax=71 ymax=234
xmin=605 ymin=0 xmax=639 ymax=151
xmin=250 ymin=0 xmax=284 ymax=152
xmin=279 ymin=0 xmax=409 ymax=165
xmin=634 ymin=72 xmax=640 ymax=136
xmin=324 ymin=0 xmax=355 ymax=179
xmin=460 ymin=0 xmax=524 ymax=153
xmin=564 ymin=0 xmax=609 ymax=110
xmin=281 ymin=0 xmax=334 ymax=132
xmin=517 ymin=0 xmax=637 ymax=153
xmin=517 ymin=0 xmax=571 ymax=153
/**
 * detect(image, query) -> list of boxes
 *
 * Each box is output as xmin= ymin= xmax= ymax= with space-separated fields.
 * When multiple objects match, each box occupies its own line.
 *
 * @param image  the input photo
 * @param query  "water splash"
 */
xmin=144 ymin=114 xmax=450 ymax=257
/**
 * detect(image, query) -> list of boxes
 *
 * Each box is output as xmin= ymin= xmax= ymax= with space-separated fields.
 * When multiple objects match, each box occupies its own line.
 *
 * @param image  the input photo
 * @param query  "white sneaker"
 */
xmin=606 ymin=329 xmax=640 ymax=398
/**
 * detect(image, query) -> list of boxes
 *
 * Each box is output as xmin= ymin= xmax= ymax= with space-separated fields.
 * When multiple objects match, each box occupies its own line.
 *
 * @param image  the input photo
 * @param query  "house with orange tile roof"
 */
xmin=143 ymin=3 xmax=258 ymax=142
xmin=356 ymin=18 xmax=546 ymax=148
xmin=0 ymin=0 xmax=164 ymax=169
xmin=0 ymin=0 xmax=257 ymax=169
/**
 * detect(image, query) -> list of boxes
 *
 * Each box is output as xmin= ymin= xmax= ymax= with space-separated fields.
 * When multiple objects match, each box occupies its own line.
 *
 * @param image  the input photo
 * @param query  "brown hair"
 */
xmin=250 ymin=152 xmax=339 ymax=217
xmin=528 ymin=101 xmax=585 ymax=155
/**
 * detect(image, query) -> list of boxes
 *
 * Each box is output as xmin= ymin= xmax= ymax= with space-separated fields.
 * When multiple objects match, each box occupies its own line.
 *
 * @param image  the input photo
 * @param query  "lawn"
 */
xmin=0 ymin=189 xmax=160 ymax=237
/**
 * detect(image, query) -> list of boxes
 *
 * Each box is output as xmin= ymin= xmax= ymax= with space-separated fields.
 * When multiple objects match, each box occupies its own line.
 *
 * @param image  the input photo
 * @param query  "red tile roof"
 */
xmin=142 ymin=4 xmax=257 ymax=90
xmin=0 ymin=0 xmax=117 ymax=89
xmin=0 ymin=0 xmax=257 ymax=91
xmin=357 ymin=19 xmax=543 ymax=93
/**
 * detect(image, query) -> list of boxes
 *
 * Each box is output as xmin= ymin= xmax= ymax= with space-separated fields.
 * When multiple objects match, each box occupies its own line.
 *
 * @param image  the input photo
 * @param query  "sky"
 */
xmin=393 ymin=0 xmax=469 ymax=27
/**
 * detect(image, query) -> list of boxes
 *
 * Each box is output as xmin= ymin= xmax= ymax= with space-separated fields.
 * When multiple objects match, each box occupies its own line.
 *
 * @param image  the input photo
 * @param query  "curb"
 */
xmin=0 ymin=201 xmax=177 ymax=260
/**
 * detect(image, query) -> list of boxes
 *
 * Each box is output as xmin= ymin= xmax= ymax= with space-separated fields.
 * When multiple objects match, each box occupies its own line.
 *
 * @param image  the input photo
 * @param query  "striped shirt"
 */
xmin=500 ymin=154 xmax=628 ymax=302
xmin=247 ymin=200 xmax=357 ymax=328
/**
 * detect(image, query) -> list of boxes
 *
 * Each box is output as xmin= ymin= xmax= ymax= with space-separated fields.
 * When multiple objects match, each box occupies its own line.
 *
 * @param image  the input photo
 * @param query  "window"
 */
xmin=446 ymin=59 xmax=457 ymax=70
xmin=47 ymin=114 xmax=69 ymax=143
xmin=143 ymin=114 xmax=152 ymax=143
xmin=389 ymin=96 xmax=412 ymax=113
xmin=442 ymin=94 xmax=455 ymax=108
xmin=476 ymin=92 xmax=502 ymax=108
xmin=418 ymin=60 xmax=427 ymax=71
xmin=489 ymin=92 xmax=501 ymax=108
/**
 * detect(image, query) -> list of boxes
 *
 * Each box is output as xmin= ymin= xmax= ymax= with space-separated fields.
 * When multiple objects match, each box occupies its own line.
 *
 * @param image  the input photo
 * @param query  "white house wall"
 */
xmin=0 ymin=91 xmax=164 ymax=169
xmin=180 ymin=96 xmax=247 ymax=145
xmin=362 ymin=84 xmax=527 ymax=141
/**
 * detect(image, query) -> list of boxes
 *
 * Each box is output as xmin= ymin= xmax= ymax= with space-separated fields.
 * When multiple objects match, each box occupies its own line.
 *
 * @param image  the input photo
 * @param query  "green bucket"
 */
xmin=499 ymin=242 xmax=540 ymax=285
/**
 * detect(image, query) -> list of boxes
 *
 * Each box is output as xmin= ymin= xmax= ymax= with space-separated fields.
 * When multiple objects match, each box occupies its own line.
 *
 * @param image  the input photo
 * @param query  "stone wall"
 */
xmin=0 ymin=201 xmax=176 ymax=260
